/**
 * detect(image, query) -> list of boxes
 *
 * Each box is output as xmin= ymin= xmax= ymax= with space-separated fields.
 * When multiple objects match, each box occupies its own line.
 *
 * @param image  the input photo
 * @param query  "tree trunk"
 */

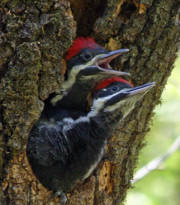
xmin=0 ymin=0 xmax=179 ymax=205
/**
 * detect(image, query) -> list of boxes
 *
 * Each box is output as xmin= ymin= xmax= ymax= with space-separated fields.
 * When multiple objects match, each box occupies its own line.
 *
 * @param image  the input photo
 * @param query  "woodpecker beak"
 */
xmin=123 ymin=82 xmax=156 ymax=97
xmin=84 ymin=49 xmax=130 ymax=77
xmin=106 ymin=82 xmax=155 ymax=106
xmin=97 ymin=49 xmax=129 ymax=68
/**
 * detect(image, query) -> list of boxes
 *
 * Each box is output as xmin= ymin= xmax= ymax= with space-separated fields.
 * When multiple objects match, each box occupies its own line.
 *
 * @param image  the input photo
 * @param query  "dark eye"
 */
xmin=111 ymin=86 xmax=119 ymax=92
xmin=80 ymin=51 xmax=93 ymax=62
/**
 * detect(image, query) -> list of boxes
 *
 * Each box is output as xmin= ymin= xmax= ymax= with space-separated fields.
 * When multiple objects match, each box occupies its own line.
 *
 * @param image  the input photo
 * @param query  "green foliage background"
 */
xmin=126 ymin=55 xmax=180 ymax=205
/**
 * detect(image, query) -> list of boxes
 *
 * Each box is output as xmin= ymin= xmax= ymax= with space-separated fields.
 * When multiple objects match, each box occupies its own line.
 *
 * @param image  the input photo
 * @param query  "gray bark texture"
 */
xmin=0 ymin=0 xmax=179 ymax=205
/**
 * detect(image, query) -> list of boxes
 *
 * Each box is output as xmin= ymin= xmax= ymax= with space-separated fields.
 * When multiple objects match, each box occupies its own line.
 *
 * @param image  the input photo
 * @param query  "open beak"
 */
xmin=86 ymin=49 xmax=130 ymax=76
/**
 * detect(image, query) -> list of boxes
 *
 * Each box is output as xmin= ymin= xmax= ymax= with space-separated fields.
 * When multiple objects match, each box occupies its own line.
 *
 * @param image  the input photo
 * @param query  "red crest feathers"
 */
xmin=66 ymin=37 xmax=101 ymax=60
xmin=95 ymin=77 xmax=133 ymax=91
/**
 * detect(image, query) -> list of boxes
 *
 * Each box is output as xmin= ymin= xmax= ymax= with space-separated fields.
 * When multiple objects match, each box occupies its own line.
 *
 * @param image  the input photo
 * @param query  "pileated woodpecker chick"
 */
xmin=45 ymin=37 xmax=130 ymax=113
xmin=27 ymin=77 xmax=155 ymax=202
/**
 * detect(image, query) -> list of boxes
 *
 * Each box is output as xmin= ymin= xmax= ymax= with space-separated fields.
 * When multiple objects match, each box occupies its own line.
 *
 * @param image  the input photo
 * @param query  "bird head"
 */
xmin=88 ymin=77 xmax=155 ymax=127
xmin=66 ymin=37 xmax=129 ymax=78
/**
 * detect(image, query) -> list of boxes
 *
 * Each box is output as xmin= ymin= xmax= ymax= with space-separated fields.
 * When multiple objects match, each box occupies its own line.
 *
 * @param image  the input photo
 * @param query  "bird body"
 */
xmin=27 ymin=112 xmax=108 ymax=193
xmin=27 ymin=77 xmax=155 ymax=196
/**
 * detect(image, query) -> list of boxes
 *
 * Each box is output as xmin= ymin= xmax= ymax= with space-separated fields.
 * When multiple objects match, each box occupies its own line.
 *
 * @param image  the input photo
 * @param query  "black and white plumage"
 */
xmin=27 ymin=113 xmax=108 ymax=193
xmin=27 ymin=79 xmax=155 ymax=198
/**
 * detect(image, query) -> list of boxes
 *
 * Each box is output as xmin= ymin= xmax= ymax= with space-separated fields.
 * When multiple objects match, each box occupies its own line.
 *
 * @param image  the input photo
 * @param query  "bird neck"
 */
xmin=57 ymin=88 xmax=88 ymax=112
xmin=54 ymin=79 xmax=92 ymax=112
xmin=88 ymin=109 xmax=124 ymax=133
xmin=42 ymin=98 xmax=86 ymax=122
xmin=63 ymin=114 xmax=111 ymax=142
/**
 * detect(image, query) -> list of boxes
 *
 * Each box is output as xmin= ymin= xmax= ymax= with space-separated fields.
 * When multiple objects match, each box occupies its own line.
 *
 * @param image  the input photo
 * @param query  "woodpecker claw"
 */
xmin=60 ymin=193 xmax=67 ymax=205
xmin=49 ymin=191 xmax=67 ymax=205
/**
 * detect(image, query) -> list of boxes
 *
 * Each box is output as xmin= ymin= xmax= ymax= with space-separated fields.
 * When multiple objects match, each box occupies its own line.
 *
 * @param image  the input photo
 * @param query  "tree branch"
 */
xmin=132 ymin=136 xmax=180 ymax=184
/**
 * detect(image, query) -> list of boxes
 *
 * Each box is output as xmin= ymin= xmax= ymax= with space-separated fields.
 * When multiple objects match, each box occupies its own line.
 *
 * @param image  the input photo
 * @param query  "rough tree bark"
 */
xmin=0 ymin=0 xmax=179 ymax=205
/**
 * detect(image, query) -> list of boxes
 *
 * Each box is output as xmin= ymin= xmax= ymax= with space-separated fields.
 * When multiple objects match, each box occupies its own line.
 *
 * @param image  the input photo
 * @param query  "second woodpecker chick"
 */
xmin=27 ymin=77 xmax=155 ymax=202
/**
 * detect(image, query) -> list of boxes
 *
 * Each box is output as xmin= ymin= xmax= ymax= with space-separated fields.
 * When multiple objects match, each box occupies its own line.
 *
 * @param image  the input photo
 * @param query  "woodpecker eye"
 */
xmin=80 ymin=51 xmax=93 ymax=62
xmin=111 ymin=86 xmax=119 ymax=92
